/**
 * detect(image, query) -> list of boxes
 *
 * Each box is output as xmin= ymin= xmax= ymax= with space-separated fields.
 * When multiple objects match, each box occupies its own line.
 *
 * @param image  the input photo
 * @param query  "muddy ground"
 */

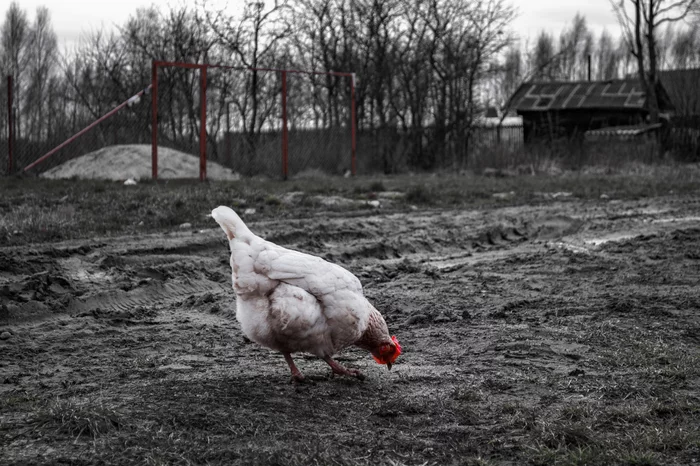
xmin=1 ymin=181 xmax=699 ymax=465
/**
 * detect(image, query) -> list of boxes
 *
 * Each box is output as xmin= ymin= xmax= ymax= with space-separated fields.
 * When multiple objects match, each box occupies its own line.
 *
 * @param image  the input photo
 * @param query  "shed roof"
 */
xmin=512 ymin=79 xmax=650 ymax=112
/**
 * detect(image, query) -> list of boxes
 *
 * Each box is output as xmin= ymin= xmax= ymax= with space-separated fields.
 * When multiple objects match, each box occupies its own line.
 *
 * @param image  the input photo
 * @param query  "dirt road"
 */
xmin=1 ymin=193 xmax=699 ymax=465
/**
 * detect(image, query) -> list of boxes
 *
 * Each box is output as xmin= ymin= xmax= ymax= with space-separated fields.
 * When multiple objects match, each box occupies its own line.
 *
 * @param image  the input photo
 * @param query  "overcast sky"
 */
xmin=15 ymin=0 xmax=622 ymax=51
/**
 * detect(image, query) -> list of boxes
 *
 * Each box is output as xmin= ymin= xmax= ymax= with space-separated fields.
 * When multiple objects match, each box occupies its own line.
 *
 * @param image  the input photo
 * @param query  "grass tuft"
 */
xmin=369 ymin=180 xmax=386 ymax=192
xmin=34 ymin=397 xmax=123 ymax=440
xmin=404 ymin=184 xmax=432 ymax=204
xmin=0 ymin=205 xmax=75 ymax=241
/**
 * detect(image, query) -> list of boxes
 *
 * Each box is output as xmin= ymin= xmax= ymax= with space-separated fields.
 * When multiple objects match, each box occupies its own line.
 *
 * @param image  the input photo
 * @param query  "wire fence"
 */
xmin=356 ymin=123 xmax=525 ymax=173
xmin=285 ymin=71 xmax=354 ymax=176
xmin=4 ymin=64 xmax=699 ymax=179
xmin=153 ymin=63 xmax=356 ymax=179
xmin=3 ymin=64 xmax=356 ymax=180
xmin=668 ymin=116 xmax=700 ymax=161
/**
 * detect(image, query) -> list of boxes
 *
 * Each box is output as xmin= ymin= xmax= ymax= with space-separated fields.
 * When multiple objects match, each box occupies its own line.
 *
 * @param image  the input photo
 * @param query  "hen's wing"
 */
xmin=255 ymin=243 xmax=363 ymax=298
xmin=212 ymin=205 xmax=362 ymax=298
xmin=256 ymin=242 xmax=369 ymax=350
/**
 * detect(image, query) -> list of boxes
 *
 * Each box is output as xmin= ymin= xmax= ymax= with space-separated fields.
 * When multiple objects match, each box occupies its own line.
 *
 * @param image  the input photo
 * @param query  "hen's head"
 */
xmin=356 ymin=305 xmax=403 ymax=370
xmin=371 ymin=335 xmax=402 ymax=370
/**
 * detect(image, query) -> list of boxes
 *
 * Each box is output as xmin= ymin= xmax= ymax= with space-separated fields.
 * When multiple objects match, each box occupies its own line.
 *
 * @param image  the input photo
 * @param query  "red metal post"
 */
xmin=350 ymin=73 xmax=357 ymax=176
xmin=200 ymin=65 xmax=207 ymax=182
xmin=281 ymin=70 xmax=289 ymax=180
xmin=151 ymin=61 xmax=158 ymax=180
xmin=7 ymin=75 xmax=12 ymax=175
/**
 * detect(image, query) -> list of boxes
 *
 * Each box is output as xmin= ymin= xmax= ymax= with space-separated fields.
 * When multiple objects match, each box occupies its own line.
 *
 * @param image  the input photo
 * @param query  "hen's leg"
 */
xmin=283 ymin=352 xmax=305 ymax=383
xmin=323 ymin=356 xmax=365 ymax=381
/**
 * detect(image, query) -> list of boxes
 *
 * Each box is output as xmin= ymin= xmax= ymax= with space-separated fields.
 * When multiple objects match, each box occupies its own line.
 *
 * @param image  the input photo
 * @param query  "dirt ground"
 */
xmin=1 ymin=180 xmax=699 ymax=465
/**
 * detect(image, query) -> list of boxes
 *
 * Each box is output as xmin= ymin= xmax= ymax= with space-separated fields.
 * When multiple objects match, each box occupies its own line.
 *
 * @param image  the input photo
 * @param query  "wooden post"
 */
xmin=587 ymin=54 xmax=592 ymax=81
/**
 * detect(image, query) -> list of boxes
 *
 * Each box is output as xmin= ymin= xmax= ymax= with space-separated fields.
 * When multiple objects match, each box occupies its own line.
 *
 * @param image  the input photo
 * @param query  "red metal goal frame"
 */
xmin=151 ymin=60 xmax=357 ymax=181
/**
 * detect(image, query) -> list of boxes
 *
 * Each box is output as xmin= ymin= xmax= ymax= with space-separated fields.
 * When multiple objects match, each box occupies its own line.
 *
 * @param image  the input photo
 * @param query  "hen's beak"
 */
xmin=387 ymin=362 xmax=392 ymax=371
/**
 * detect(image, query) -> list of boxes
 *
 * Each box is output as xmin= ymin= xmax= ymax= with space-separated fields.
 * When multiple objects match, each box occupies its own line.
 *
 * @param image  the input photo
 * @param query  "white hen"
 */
xmin=212 ymin=206 xmax=401 ymax=382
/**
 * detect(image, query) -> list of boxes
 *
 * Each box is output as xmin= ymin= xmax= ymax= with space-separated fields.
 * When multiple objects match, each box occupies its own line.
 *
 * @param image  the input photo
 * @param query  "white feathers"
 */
xmin=212 ymin=205 xmax=371 ymax=358
xmin=211 ymin=206 xmax=251 ymax=241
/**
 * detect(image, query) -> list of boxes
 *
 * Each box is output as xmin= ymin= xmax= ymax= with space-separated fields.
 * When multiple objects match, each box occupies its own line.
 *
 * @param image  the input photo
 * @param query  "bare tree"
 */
xmin=458 ymin=0 xmax=515 ymax=167
xmin=611 ymin=0 xmax=697 ymax=123
xmin=558 ymin=13 xmax=594 ymax=80
xmin=290 ymin=0 xmax=349 ymax=128
xmin=670 ymin=26 xmax=700 ymax=67
xmin=393 ymin=0 xmax=436 ymax=168
xmin=0 ymin=1 xmax=29 ymax=140
xmin=355 ymin=0 xmax=402 ymax=171
xmin=119 ymin=6 xmax=215 ymax=150
xmin=595 ymin=29 xmax=623 ymax=79
xmin=483 ymin=43 xmax=522 ymax=112
xmin=25 ymin=6 xmax=58 ymax=141
xmin=204 ymin=0 xmax=291 ymax=174
xmin=501 ymin=45 xmax=522 ymax=102
xmin=530 ymin=31 xmax=557 ymax=80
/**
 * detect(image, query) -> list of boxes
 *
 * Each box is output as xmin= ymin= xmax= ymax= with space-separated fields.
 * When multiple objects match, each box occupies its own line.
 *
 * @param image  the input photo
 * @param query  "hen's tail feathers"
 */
xmin=211 ymin=206 xmax=250 ymax=241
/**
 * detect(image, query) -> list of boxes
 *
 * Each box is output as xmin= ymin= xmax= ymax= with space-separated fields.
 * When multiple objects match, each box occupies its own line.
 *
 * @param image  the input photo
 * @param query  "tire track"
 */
xmin=68 ymin=278 xmax=230 ymax=315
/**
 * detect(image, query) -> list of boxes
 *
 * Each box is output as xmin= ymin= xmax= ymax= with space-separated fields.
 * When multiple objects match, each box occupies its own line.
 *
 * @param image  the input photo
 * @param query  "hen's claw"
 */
xmin=324 ymin=357 xmax=365 ymax=381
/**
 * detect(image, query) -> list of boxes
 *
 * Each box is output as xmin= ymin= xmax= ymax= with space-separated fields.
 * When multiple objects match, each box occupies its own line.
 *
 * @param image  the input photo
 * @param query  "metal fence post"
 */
xmin=351 ymin=73 xmax=357 ymax=176
xmin=200 ymin=65 xmax=207 ymax=182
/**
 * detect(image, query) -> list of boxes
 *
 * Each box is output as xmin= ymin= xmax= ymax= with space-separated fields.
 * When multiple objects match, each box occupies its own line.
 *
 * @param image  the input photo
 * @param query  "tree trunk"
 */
xmin=645 ymin=0 xmax=660 ymax=124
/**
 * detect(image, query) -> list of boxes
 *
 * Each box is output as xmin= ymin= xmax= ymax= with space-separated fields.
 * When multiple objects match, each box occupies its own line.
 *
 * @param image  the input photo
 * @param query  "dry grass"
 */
xmin=1 ymin=163 xmax=698 ymax=246
xmin=31 ymin=397 xmax=124 ymax=441
xmin=0 ymin=204 xmax=76 ymax=242
xmin=470 ymin=141 xmax=699 ymax=175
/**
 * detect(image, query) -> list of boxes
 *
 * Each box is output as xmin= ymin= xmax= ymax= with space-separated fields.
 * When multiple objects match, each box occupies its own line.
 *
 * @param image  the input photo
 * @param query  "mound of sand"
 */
xmin=41 ymin=144 xmax=240 ymax=181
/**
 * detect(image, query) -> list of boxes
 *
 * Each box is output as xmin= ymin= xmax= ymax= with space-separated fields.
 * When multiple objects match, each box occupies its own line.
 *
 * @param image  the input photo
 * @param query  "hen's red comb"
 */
xmin=392 ymin=335 xmax=402 ymax=355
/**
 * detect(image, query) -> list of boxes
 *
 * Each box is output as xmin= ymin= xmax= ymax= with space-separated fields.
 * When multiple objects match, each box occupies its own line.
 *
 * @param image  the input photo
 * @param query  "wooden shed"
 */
xmin=510 ymin=79 xmax=674 ymax=143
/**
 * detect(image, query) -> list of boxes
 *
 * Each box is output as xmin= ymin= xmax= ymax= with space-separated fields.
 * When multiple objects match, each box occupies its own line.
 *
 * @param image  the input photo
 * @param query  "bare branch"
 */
xmin=656 ymin=0 xmax=698 ymax=24
xmin=610 ymin=0 xmax=637 ymax=52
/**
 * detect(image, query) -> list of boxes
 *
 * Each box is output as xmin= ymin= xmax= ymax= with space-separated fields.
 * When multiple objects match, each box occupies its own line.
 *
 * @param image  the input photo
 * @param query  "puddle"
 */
xmin=651 ymin=216 xmax=700 ymax=224
xmin=71 ymin=269 xmax=110 ymax=282
xmin=583 ymin=233 xmax=638 ymax=246
xmin=615 ymin=207 xmax=671 ymax=217
xmin=551 ymin=242 xmax=592 ymax=254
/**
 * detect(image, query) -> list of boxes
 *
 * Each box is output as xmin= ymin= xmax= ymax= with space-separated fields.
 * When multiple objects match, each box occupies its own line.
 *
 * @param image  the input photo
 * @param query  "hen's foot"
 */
xmin=283 ymin=352 xmax=306 ymax=383
xmin=323 ymin=356 xmax=366 ymax=381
